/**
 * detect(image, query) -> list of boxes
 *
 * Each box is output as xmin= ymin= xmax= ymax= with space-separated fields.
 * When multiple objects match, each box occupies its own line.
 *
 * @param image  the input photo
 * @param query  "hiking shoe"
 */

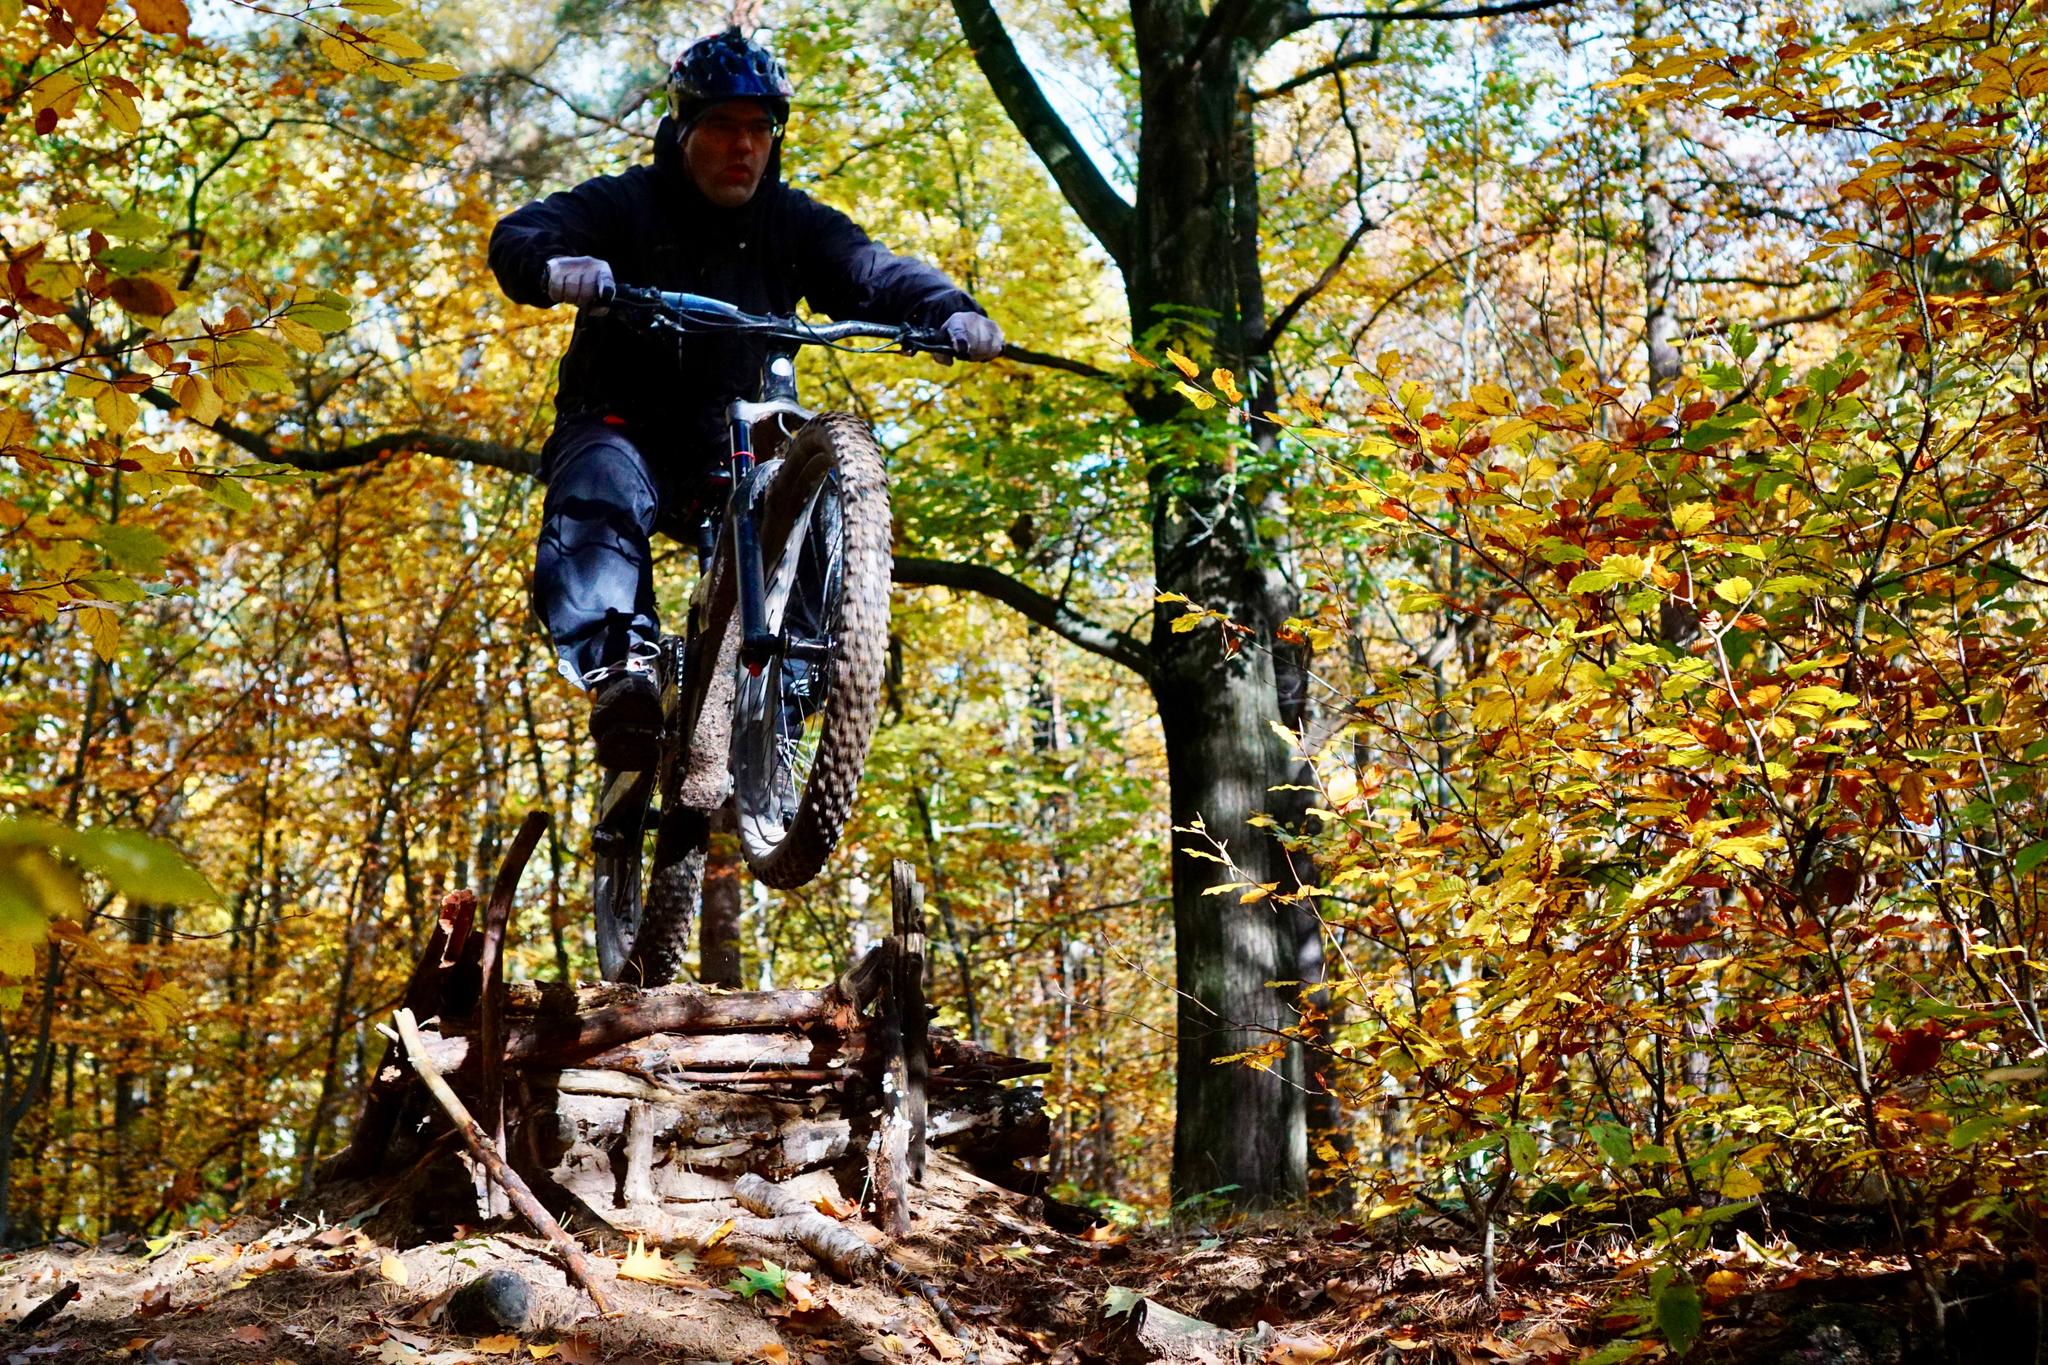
xmin=587 ymin=660 xmax=660 ymax=771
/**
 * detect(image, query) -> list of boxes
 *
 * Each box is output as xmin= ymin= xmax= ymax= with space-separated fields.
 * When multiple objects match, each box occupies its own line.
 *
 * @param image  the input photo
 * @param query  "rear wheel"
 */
xmin=591 ymin=640 xmax=704 ymax=986
xmin=731 ymin=413 xmax=892 ymax=889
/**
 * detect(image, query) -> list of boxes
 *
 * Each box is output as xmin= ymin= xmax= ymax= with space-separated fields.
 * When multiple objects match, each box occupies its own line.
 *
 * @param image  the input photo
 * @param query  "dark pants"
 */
xmin=534 ymin=418 xmax=679 ymax=684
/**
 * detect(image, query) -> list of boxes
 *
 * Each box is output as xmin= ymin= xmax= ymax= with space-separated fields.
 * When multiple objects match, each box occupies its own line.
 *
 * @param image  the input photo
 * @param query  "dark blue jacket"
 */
xmin=490 ymin=118 xmax=981 ymax=467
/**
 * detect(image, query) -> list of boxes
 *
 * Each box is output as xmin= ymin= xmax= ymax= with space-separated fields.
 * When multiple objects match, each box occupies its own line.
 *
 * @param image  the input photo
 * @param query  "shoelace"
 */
xmin=579 ymin=654 xmax=657 ymax=689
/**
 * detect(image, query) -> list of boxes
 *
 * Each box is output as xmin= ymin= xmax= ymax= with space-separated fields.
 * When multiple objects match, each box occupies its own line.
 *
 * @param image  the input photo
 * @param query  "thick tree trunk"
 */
xmin=1125 ymin=22 xmax=1308 ymax=1209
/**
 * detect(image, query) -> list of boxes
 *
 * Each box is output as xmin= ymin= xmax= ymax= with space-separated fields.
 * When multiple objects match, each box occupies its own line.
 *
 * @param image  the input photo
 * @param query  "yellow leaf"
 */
xmin=1713 ymin=575 xmax=1753 ymax=605
xmin=77 ymin=606 xmax=120 ymax=662
xmin=1212 ymin=367 xmax=1242 ymax=403
xmin=702 ymin=1216 xmax=737 ymax=1245
xmin=1165 ymin=348 xmax=1199 ymax=378
xmin=1671 ymin=501 xmax=1714 ymax=536
xmin=363 ymin=26 xmax=425 ymax=58
xmin=1124 ymin=345 xmax=1157 ymax=371
xmin=172 ymin=373 xmax=222 ymax=425
xmin=407 ymin=61 xmax=460 ymax=81
xmin=319 ymin=37 xmax=368 ymax=72
xmin=99 ymin=87 xmax=140 ymax=134
xmin=340 ymin=0 xmax=403 ymax=11
xmin=474 ymin=1336 xmax=520 ymax=1356
xmin=1720 ymin=1164 xmax=1763 ymax=1199
xmin=1471 ymin=381 xmax=1515 ymax=415
xmin=620 ymin=1235 xmax=678 ymax=1283
xmin=275 ymin=317 xmax=327 ymax=353
xmin=379 ymin=1254 xmax=409 ymax=1286
xmin=129 ymin=0 xmax=189 ymax=34
xmin=95 ymin=387 xmax=138 ymax=435
xmin=1171 ymin=381 xmax=1216 ymax=411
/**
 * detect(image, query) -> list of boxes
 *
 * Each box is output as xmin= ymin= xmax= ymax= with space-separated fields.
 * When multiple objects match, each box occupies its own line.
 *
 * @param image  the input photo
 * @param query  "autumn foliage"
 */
xmin=6 ymin=0 xmax=2048 ymax=1353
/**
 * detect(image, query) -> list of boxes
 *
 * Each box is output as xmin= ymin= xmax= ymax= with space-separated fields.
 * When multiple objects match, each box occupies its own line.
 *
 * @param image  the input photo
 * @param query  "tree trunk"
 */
xmin=699 ymin=806 xmax=743 ymax=988
xmin=1127 ymin=24 xmax=1307 ymax=1210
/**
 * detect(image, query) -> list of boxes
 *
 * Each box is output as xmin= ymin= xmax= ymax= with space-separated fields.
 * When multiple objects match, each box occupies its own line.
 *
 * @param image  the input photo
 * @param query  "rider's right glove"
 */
xmin=545 ymin=256 xmax=616 ymax=309
xmin=938 ymin=311 xmax=1005 ymax=364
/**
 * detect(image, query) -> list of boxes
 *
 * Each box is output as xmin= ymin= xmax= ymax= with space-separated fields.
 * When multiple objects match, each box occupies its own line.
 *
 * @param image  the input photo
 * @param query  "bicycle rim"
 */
xmin=731 ymin=414 xmax=891 ymax=888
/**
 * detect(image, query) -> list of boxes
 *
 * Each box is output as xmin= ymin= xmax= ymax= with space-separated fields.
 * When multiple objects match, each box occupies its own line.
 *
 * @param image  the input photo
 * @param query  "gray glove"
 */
xmin=545 ymin=255 xmax=615 ymax=309
xmin=938 ymin=311 xmax=1004 ymax=364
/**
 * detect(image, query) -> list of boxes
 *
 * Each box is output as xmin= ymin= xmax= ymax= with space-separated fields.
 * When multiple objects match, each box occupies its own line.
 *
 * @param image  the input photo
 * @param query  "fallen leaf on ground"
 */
xmin=701 ymin=1218 xmax=736 ymax=1247
xmin=620 ymin=1235 xmax=680 ymax=1284
xmin=380 ymin=1255 xmax=410 ymax=1286
xmin=229 ymin=1325 xmax=270 ymax=1344
xmin=475 ymin=1334 xmax=521 ymax=1355
xmin=811 ymin=1194 xmax=858 ymax=1220
xmin=1081 ymin=1223 xmax=1128 ymax=1244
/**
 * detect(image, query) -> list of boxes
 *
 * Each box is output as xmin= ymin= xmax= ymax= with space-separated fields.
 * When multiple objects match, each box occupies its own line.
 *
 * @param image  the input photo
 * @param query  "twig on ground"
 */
xmin=393 ymin=1007 xmax=612 ymax=1313
xmin=13 ymin=1281 xmax=79 ymax=1333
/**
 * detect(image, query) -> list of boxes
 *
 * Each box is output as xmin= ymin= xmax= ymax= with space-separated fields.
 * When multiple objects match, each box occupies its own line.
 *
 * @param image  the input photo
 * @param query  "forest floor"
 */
xmin=0 ymin=1155 xmax=2007 ymax=1365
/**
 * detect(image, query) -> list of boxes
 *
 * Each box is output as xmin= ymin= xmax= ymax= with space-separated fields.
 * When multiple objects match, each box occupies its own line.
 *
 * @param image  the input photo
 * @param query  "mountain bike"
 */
xmin=588 ymin=285 xmax=950 ymax=986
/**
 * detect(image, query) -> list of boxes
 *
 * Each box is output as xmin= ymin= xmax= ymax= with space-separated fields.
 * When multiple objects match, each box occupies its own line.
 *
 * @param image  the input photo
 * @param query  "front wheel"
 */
xmin=730 ymin=413 xmax=892 ymax=889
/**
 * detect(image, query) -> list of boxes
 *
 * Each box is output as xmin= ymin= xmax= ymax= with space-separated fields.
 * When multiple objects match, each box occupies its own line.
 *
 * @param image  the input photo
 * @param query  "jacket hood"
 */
xmin=652 ymin=113 xmax=785 ymax=218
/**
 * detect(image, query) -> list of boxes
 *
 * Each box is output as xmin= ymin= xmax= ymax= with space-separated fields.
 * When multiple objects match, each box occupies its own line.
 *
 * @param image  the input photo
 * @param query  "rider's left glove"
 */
xmin=546 ymin=255 xmax=616 ymax=311
xmin=938 ymin=311 xmax=1005 ymax=364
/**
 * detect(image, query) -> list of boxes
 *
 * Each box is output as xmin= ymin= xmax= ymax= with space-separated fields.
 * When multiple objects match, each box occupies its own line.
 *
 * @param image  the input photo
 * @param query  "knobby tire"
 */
xmin=733 ymin=413 xmax=891 ymax=889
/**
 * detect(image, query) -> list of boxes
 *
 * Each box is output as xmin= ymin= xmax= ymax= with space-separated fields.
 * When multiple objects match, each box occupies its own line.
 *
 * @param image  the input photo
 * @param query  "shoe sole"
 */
xmin=593 ymin=692 xmax=662 ymax=771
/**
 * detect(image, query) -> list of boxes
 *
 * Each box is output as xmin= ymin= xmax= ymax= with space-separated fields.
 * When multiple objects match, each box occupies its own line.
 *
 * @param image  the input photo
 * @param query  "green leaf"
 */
xmin=1104 ymin=1286 xmax=1143 ymax=1319
xmin=1568 ymin=569 xmax=1619 ymax=594
xmin=1508 ymin=1127 xmax=1538 ymax=1174
xmin=1947 ymin=1114 xmax=2005 ymax=1149
xmin=725 ymin=1259 xmax=790 ymax=1300
xmin=1655 ymin=1279 xmax=1702 ymax=1356
xmin=0 ymin=819 xmax=218 ymax=905
xmin=89 ymin=522 xmax=170 ymax=573
xmin=2013 ymin=841 xmax=2048 ymax=879
xmin=1591 ymin=1122 xmax=1634 ymax=1165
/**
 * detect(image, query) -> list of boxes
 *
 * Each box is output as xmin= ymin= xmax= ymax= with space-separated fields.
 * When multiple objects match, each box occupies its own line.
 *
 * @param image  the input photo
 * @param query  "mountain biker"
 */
xmin=488 ymin=27 xmax=1005 ymax=770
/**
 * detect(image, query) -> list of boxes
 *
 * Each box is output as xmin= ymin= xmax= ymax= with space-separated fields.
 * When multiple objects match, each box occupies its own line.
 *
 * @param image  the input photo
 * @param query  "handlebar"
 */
xmin=607 ymin=283 xmax=954 ymax=360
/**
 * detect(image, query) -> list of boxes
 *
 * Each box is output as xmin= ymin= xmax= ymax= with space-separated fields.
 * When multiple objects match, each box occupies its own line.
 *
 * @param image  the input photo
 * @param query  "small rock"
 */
xmin=446 ymin=1270 xmax=532 ymax=1335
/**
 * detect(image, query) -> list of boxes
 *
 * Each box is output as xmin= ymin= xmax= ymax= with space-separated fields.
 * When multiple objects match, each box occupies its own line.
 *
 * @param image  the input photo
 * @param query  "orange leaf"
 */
xmin=129 ymin=0 xmax=190 ymax=34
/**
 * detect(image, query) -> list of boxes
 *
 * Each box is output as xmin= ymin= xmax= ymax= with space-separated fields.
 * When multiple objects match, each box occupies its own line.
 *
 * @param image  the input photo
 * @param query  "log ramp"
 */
xmin=324 ymin=812 xmax=1049 ymax=1358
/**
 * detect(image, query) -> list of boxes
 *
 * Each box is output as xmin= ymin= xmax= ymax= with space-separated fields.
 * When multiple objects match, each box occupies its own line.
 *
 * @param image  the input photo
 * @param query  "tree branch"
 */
xmin=1285 ymin=0 xmax=1568 ymax=34
xmin=1255 ymin=47 xmax=1382 ymax=100
xmin=948 ymin=0 xmax=1135 ymax=268
xmin=1261 ymin=214 xmax=1374 ymax=351
xmin=1000 ymin=343 xmax=1116 ymax=382
xmin=894 ymin=555 xmax=1152 ymax=681
xmin=139 ymin=387 xmax=539 ymax=476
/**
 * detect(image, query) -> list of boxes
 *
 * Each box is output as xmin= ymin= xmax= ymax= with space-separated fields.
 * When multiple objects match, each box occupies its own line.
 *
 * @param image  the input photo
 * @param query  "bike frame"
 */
xmin=590 ymin=287 xmax=942 ymax=834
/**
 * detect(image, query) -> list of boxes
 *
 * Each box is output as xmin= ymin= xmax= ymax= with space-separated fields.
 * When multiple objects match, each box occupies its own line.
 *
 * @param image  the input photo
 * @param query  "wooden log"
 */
xmin=870 ymin=937 xmax=910 ymax=1238
xmin=1103 ymin=1297 xmax=1251 ymax=1364
xmin=329 ymin=890 xmax=476 ymax=1177
xmin=478 ymin=811 xmax=551 ymax=1219
xmin=928 ymin=1031 xmax=1051 ymax=1081
xmin=893 ymin=860 xmax=930 ymax=1183
xmin=927 ymin=1083 xmax=1050 ymax=1161
xmin=394 ymin=1008 xmax=611 ymax=1314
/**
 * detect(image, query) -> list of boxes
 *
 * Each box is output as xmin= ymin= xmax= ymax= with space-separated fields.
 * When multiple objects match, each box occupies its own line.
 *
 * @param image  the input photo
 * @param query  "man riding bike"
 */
xmin=488 ymin=27 xmax=1004 ymax=771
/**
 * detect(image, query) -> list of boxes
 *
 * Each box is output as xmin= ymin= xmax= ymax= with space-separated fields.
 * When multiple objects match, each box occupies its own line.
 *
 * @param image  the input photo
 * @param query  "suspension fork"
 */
xmin=729 ymin=352 xmax=812 ymax=674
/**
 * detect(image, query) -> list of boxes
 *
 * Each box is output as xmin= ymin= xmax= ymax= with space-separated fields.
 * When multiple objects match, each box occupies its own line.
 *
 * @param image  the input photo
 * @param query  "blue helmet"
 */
xmin=668 ymin=28 xmax=793 ymax=127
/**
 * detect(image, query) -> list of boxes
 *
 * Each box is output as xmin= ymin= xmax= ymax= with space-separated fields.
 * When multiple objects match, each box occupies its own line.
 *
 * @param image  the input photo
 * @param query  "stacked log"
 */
xmin=332 ymin=829 xmax=1048 ymax=1256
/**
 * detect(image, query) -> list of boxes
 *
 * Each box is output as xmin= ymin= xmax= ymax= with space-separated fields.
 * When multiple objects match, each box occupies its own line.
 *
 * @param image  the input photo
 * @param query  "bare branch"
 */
xmin=1000 ymin=343 xmax=1117 ymax=382
xmin=1262 ymin=214 xmax=1374 ymax=351
xmin=894 ymin=555 xmax=1152 ymax=681
xmin=138 ymin=387 xmax=539 ymax=476
xmin=1285 ymin=0 xmax=1568 ymax=34
xmin=1255 ymin=47 xmax=1382 ymax=100
xmin=949 ymin=0 xmax=1135 ymax=268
